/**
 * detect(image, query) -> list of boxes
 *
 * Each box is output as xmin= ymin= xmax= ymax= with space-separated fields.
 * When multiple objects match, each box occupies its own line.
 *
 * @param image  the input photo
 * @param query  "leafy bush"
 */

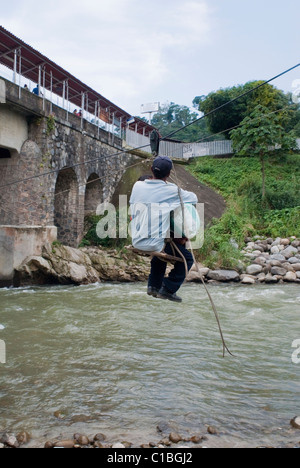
xmin=189 ymin=154 xmax=300 ymax=267
xmin=81 ymin=212 xmax=131 ymax=249
xmin=261 ymin=207 xmax=300 ymax=238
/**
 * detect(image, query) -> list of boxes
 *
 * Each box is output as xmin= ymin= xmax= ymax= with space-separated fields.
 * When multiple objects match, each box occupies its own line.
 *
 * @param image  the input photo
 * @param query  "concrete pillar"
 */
xmin=0 ymin=226 xmax=57 ymax=285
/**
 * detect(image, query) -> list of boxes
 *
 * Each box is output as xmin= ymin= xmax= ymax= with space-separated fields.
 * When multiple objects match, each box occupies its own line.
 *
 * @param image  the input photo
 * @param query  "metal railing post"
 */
xmin=81 ymin=92 xmax=85 ymax=129
xmin=13 ymin=49 xmax=17 ymax=83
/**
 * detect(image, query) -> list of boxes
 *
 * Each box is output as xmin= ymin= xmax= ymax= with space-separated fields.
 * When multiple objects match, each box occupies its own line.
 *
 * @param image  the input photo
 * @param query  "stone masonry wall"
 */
xmin=0 ymin=79 xmax=138 ymax=248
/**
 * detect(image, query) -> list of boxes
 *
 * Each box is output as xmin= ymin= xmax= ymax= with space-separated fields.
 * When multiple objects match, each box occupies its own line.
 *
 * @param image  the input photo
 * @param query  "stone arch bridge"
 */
xmin=0 ymin=79 xmax=140 ymax=284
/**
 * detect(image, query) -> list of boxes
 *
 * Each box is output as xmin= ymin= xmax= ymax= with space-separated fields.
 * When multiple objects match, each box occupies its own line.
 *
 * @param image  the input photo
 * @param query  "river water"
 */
xmin=0 ymin=282 xmax=300 ymax=448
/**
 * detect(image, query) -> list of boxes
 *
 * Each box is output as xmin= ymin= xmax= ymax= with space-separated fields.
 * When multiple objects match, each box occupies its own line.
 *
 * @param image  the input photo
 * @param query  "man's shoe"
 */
xmin=147 ymin=287 xmax=159 ymax=298
xmin=157 ymin=287 xmax=182 ymax=303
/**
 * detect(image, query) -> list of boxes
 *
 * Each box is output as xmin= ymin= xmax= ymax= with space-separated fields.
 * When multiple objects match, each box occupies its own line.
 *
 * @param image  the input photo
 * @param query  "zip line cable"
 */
xmin=2 ymin=62 xmax=299 ymax=357
xmin=162 ymin=61 xmax=300 ymax=141
xmin=0 ymin=61 xmax=300 ymax=191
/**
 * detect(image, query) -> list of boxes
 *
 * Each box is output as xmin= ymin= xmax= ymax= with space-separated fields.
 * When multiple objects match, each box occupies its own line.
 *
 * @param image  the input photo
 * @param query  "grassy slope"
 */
xmin=188 ymin=154 xmax=300 ymax=269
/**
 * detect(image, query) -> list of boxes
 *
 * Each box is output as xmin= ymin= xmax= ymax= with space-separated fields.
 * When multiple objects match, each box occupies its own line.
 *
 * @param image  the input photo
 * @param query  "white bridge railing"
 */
xmin=126 ymin=132 xmax=300 ymax=160
xmin=125 ymin=129 xmax=233 ymax=159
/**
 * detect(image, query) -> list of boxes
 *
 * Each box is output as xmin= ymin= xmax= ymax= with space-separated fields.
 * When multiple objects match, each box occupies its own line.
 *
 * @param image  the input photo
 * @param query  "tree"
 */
xmin=198 ymin=82 xmax=300 ymax=138
xmin=151 ymin=102 xmax=211 ymax=142
xmin=230 ymin=105 xmax=297 ymax=200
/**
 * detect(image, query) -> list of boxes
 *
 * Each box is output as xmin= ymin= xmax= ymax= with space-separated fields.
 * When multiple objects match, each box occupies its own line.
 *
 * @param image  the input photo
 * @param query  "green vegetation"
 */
xmin=46 ymin=114 xmax=56 ymax=136
xmin=198 ymin=81 xmax=300 ymax=138
xmin=189 ymin=154 xmax=300 ymax=268
xmin=80 ymin=212 xmax=131 ymax=250
xmin=151 ymin=102 xmax=214 ymax=142
xmin=230 ymin=105 xmax=297 ymax=199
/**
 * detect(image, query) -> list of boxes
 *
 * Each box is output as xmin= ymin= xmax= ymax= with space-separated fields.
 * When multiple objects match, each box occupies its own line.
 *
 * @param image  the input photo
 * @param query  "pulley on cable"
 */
xmin=150 ymin=130 xmax=161 ymax=157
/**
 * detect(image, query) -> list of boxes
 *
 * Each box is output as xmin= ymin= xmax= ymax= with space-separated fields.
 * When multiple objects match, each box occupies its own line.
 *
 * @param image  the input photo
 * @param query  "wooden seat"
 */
xmin=128 ymin=246 xmax=183 ymax=265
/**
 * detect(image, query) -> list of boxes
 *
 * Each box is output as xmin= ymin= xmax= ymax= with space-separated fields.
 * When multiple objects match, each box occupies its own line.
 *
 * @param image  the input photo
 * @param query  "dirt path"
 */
xmin=171 ymin=164 xmax=226 ymax=226
xmin=112 ymin=160 xmax=226 ymax=226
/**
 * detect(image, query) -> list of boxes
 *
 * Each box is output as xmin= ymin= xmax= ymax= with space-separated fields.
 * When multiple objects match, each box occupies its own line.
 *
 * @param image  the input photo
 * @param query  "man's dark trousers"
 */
xmin=148 ymin=243 xmax=194 ymax=294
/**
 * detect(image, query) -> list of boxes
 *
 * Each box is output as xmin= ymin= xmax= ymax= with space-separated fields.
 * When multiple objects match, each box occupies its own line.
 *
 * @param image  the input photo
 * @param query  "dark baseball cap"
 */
xmin=151 ymin=156 xmax=173 ymax=179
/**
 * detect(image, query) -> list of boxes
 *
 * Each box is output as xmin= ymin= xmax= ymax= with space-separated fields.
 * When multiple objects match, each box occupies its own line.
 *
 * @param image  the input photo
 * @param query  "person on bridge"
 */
xmin=130 ymin=156 xmax=197 ymax=303
xmin=32 ymin=84 xmax=41 ymax=96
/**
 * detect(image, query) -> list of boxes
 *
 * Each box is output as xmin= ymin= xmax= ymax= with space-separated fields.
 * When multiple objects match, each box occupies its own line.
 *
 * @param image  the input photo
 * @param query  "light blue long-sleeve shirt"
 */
xmin=129 ymin=179 xmax=198 ymax=252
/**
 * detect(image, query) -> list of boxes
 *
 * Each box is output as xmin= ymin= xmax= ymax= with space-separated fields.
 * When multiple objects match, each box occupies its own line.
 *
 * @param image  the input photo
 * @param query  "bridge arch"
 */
xmin=54 ymin=167 xmax=79 ymax=247
xmin=85 ymin=173 xmax=103 ymax=216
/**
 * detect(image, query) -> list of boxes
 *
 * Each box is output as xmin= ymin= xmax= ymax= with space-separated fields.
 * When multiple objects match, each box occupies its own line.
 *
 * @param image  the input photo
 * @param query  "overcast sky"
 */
xmin=2 ymin=0 xmax=300 ymax=116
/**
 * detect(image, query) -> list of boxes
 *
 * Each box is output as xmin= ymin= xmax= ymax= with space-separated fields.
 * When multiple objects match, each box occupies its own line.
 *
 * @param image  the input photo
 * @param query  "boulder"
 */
xmin=284 ymin=271 xmax=297 ymax=282
xmin=290 ymin=417 xmax=300 ymax=429
xmin=265 ymin=273 xmax=279 ymax=284
xmin=270 ymin=254 xmax=286 ymax=262
xmin=253 ymin=257 xmax=266 ymax=266
xmin=169 ymin=433 xmax=182 ymax=444
xmin=186 ymin=267 xmax=209 ymax=282
xmin=241 ymin=276 xmax=256 ymax=284
xmin=13 ymin=244 xmax=152 ymax=286
xmin=281 ymin=246 xmax=298 ymax=259
xmin=246 ymin=264 xmax=263 ymax=275
xmin=288 ymin=257 xmax=300 ymax=264
xmin=207 ymin=270 xmax=240 ymax=282
xmin=257 ymin=273 xmax=266 ymax=282
xmin=53 ymin=440 xmax=75 ymax=449
xmin=271 ymin=266 xmax=287 ymax=277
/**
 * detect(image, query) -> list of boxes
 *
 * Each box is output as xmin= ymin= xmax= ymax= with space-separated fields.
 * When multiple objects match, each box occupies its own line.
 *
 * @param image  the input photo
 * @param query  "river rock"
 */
xmin=265 ymin=273 xmax=279 ymax=284
xmin=270 ymin=254 xmax=286 ymax=262
xmin=290 ymin=417 xmax=300 ymax=429
xmin=284 ymin=271 xmax=297 ymax=282
xmin=246 ymin=265 xmax=263 ymax=275
xmin=288 ymin=257 xmax=300 ymax=264
xmin=112 ymin=443 xmax=125 ymax=449
xmin=207 ymin=426 xmax=218 ymax=435
xmin=54 ymin=440 xmax=75 ymax=448
xmin=16 ymin=431 xmax=31 ymax=446
xmin=74 ymin=434 xmax=90 ymax=446
xmin=169 ymin=433 xmax=182 ymax=444
xmin=253 ymin=257 xmax=266 ymax=266
xmin=271 ymin=266 xmax=287 ymax=277
xmin=282 ymin=262 xmax=294 ymax=272
xmin=2 ymin=434 xmax=19 ymax=448
xmin=241 ymin=275 xmax=256 ymax=284
xmin=94 ymin=433 xmax=106 ymax=442
xmin=282 ymin=246 xmax=298 ymax=259
xmin=14 ymin=243 xmax=152 ymax=286
xmin=207 ymin=270 xmax=240 ymax=282
xmin=271 ymin=246 xmax=280 ymax=254
xmin=292 ymin=264 xmax=300 ymax=271
xmin=44 ymin=441 xmax=55 ymax=449
xmin=186 ymin=267 xmax=209 ymax=282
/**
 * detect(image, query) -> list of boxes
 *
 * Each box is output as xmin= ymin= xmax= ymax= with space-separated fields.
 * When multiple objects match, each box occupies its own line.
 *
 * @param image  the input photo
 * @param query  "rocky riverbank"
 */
xmin=1 ymin=420 xmax=300 ymax=448
xmin=13 ymin=243 xmax=151 ymax=287
xmin=196 ymin=236 xmax=300 ymax=285
xmin=13 ymin=237 xmax=300 ymax=287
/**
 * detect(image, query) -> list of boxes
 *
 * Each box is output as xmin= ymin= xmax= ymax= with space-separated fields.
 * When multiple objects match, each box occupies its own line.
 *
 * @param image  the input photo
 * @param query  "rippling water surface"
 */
xmin=0 ymin=282 xmax=300 ymax=447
